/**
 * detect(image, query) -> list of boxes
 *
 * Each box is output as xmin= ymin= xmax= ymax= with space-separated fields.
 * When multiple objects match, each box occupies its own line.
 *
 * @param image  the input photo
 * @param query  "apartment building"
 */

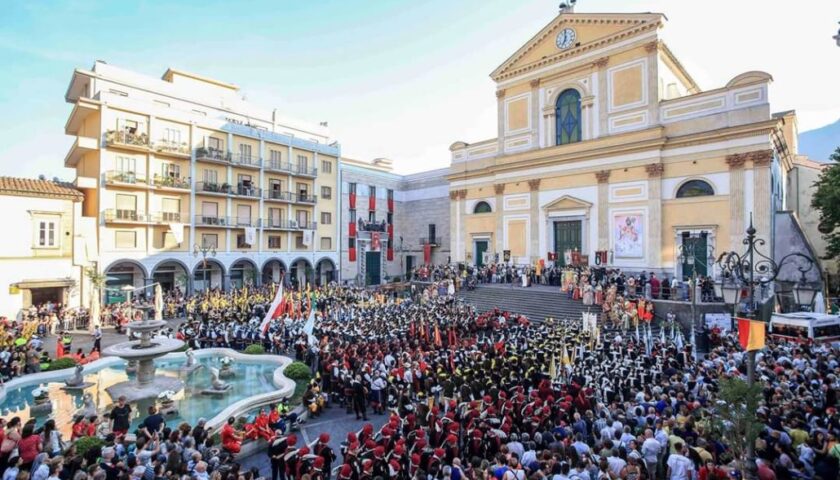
xmin=339 ymin=158 xmax=450 ymax=285
xmin=64 ymin=62 xmax=339 ymax=295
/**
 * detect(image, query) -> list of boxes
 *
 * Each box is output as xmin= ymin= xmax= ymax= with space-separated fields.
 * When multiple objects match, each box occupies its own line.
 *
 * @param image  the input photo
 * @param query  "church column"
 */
xmin=595 ymin=170 xmax=611 ymax=250
xmin=496 ymin=89 xmax=506 ymax=154
xmin=529 ymin=80 xmax=540 ymax=149
xmin=458 ymin=190 xmax=468 ymax=262
xmin=593 ymin=57 xmax=609 ymax=137
xmin=494 ymin=183 xmax=505 ymax=258
xmin=726 ymin=153 xmax=748 ymax=251
xmin=542 ymin=106 xmax=556 ymax=148
xmin=581 ymin=96 xmax=595 ymax=141
xmin=528 ymin=179 xmax=541 ymax=262
xmin=644 ymin=41 xmax=660 ymax=125
xmin=645 ymin=163 xmax=664 ymax=269
xmin=751 ymin=150 xmax=774 ymax=243
xmin=449 ymin=190 xmax=460 ymax=262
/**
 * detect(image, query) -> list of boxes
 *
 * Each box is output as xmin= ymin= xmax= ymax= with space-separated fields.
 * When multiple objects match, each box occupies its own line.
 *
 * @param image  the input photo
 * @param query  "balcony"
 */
xmin=153 ymin=212 xmax=184 ymax=224
xmin=232 ymin=184 xmax=262 ymax=199
xmin=154 ymin=139 xmax=191 ymax=157
xmin=194 ymin=215 xmax=230 ymax=227
xmin=105 ymin=130 xmax=150 ymax=150
xmin=265 ymin=159 xmax=293 ymax=174
xmin=152 ymin=175 xmax=191 ymax=190
xmin=358 ymin=220 xmax=388 ymax=232
xmin=105 ymin=170 xmax=146 ymax=186
xmin=261 ymin=219 xmax=317 ymax=230
xmin=103 ymin=209 xmax=151 ymax=224
xmin=229 ymin=216 xmax=257 ymax=228
xmin=420 ymin=237 xmax=442 ymax=247
xmin=231 ymin=153 xmax=261 ymax=169
xmin=196 ymin=181 xmax=232 ymax=196
xmin=295 ymin=194 xmax=317 ymax=205
xmin=292 ymin=164 xmax=318 ymax=178
xmin=264 ymin=190 xmax=294 ymax=202
xmin=195 ymin=147 xmax=230 ymax=164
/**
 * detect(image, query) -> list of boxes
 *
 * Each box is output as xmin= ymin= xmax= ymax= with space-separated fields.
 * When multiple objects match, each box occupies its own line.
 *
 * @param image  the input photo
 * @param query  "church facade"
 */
xmin=447 ymin=11 xmax=796 ymax=279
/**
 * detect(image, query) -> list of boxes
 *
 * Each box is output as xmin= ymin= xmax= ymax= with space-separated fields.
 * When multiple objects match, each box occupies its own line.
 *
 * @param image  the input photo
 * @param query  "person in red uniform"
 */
xmin=244 ymin=409 xmax=273 ymax=441
xmin=220 ymin=416 xmax=243 ymax=455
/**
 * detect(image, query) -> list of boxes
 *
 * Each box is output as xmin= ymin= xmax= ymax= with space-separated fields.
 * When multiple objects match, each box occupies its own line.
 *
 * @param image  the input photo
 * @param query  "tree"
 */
xmin=811 ymin=146 xmax=840 ymax=257
xmin=709 ymin=377 xmax=764 ymax=475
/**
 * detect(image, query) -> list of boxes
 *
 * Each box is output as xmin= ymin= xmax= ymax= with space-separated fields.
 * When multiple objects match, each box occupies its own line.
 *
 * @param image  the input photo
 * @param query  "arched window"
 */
xmin=676 ymin=180 xmax=715 ymax=198
xmin=473 ymin=201 xmax=492 ymax=214
xmin=555 ymin=89 xmax=581 ymax=145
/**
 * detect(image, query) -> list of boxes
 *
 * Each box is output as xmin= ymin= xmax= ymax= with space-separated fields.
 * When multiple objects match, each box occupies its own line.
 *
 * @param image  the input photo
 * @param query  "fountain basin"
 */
xmin=101 ymin=336 xmax=186 ymax=401
xmin=102 ymin=337 xmax=185 ymax=359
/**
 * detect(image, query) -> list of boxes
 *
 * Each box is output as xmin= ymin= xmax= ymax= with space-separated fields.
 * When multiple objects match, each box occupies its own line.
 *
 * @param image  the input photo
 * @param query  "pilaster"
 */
xmin=494 ymin=183 xmax=506 ymax=256
xmin=258 ymin=139 xmax=265 ymax=253
xmin=595 ymin=170 xmax=611 ymax=250
xmin=593 ymin=57 xmax=609 ymax=136
xmin=726 ymin=153 xmax=748 ymax=251
xmin=750 ymin=150 xmax=774 ymax=243
xmin=542 ymin=105 xmax=556 ymax=148
xmin=529 ymin=80 xmax=540 ymax=149
xmin=645 ymin=163 xmax=664 ymax=268
xmin=644 ymin=41 xmax=660 ymax=125
xmin=528 ymin=179 xmax=541 ymax=262
xmin=449 ymin=190 xmax=459 ymax=262
xmin=188 ymin=124 xmax=197 ymax=250
xmin=496 ymin=89 xmax=506 ymax=154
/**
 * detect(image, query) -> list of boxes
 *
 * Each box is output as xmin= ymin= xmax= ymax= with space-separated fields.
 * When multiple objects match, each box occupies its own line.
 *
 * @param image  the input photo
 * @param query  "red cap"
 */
xmin=416 ymin=438 xmax=427 ymax=449
xmin=363 ymin=459 xmax=373 ymax=472
xmin=411 ymin=453 xmax=421 ymax=465
xmin=287 ymin=434 xmax=297 ymax=445
xmin=313 ymin=457 xmax=325 ymax=469
xmin=319 ymin=433 xmax=330 ymax=443
xmin=394 ymin=444 xmax=405 ymax=455
xmin=374 ymin=446 xmax=385 ymax=458
xmin=363 ymin=423 xmax=373 ymax=434
xmin=389 ymin=459 xmax=401 ymax=471
xmin=447 ymin=434 xmax=457 ymax=444
xmin=299 ymin=446 xmax=310 ymax=456
xmin=434 ymin=448 xmax=445 ymax=457
xmin=339 ymin=464 xmax=352 ymax=479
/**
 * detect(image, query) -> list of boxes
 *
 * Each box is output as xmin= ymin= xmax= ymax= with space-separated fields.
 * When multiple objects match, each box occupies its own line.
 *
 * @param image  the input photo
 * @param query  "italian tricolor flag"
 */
xmin=738 ymin=317 xmax=766 ymax=351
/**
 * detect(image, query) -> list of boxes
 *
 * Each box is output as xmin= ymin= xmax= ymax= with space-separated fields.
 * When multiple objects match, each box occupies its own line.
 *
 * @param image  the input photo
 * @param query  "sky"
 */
xmin=0 ymin=0 xmax=837 ymax=179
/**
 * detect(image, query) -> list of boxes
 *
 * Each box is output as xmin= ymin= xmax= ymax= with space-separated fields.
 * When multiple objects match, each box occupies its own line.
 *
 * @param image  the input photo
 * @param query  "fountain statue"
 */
xmin=201 ymin=366 xmax=232 ymax=396
xmin=180 ymin=349 xmax=203 ymax=374
xmin=63 ymin=364 xmax=93 ymax=390
xmin=76 ymin=393 xmax=97 ymax=418
xmin=157 ymin=390 xmax=179 ymax=416
xmin=30 ymin=387 xmax=52 ymax=414
xmin=218 ymin=356 xmax=235 ymax=378
xmin=102 ymin=305 xmax=185 ymax=402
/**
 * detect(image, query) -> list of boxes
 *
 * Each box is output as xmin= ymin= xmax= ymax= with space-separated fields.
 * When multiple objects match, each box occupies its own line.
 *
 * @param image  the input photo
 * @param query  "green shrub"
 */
xmin=284 ymin=361 xmax=311 ymax=381
xmin=45 ymin=357 xmax=77 ymax=371
xmin=74 ymin=436 xmax=105 ymax=456
xmin=244 ymin=344 xmax=265 ymax=355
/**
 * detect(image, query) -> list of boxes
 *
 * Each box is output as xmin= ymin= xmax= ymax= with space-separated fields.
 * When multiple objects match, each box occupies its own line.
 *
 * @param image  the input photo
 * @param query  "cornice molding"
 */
xmin=595 ymin=170 xmax=612 ymax=184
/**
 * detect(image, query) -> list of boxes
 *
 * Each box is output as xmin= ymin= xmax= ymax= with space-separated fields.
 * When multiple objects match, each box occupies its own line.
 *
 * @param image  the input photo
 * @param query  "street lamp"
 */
xmin=715 ymin=215 xmax=815 ymax=478
xmin=193 ymin=243 xmax=217 ymax=292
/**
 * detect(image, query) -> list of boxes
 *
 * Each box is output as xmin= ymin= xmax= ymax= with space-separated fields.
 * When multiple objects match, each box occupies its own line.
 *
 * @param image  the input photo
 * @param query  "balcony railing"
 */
xmin=104 ymin=209 xmax=150 ymax=223
xmin=260 ymin=219 xmax=317 ymax=230
xmin=105 ymin=130 xmax=150 ymax=148
xmin=232 ymin=184 xmax=262 ymax=198
xmin=293 ymin=164 xmax=318 ymax=177
xmin=194 ymin=215 xmax=230 ymax=227
xmin=420 ymin=237 xmax=442 ymax=246
xmin=154 ymin=140 xmax=190 ymax=155
xmin=359 ymin=220 xmax=388 ymax=232
xmin=265 ymin=159 xmax=291 ymax=173
xmin=231 ymin=153 xmax=261 ymax=168
xmin=229 ymin=216 xmax=257 ymax=227
xmin=264 ymin=190 xmax=294 ymax=202
xmin=195 ymin=147 xmax=230 ymax=163
xmin=196 ymin=181 xmax=232 ymax=195
xmin=296 ymin=194 xmax=317 ymax=204
xmin=154 ymin=212 xmax=184 ymax=223
xmin=105 ymin=170 xmax=146 ymax=185
xmin=153 ymin=175 xmax=191 ymax=190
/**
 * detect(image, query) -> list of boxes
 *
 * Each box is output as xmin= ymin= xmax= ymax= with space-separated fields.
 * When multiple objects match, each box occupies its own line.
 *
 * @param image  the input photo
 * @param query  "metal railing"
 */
xmin=106 ymin=130 xmax=150 ymax=148
xmin=194 ymin=215 xmax=230 ymax=227
xmin=195 ymin=147 xmax=230 ymax=163
xmin=232 ymin=184 xmax=262 ymax=198
xmin=154 ymin=140 xmax=190 ymax=155
xmin=196 ymin=181 xmax=232 ymax=195
xmin=265 ymin=159 xmax=291 ymax=173
xmin=264 ymin=190 xmax=294 ymax=202
xmin=419 ymin=237 xmax=442 ymax=246
xmin=153 ymin=175 xmax=190 ymax=189
xmin=359 ymin=221 xmax=388 ymax=232
xmin=105 ymin=170 xmax=146 ymax=185
xmin=260 ymin=219 xmax=317 ymax=230
xmin=229 ymin=216 xmax=257 ymax=227
xmin=293 ymin=164 xmax=318 ymax=177
xmin=155 ymin=212 xmax=184 ymax=223
xmin=231 ymin=153 xmax=261 ymax=168
xmin=296 ymin=194 xmax=317 ymax=204
xmin=104 ymin=209 xmax=150 ymax=223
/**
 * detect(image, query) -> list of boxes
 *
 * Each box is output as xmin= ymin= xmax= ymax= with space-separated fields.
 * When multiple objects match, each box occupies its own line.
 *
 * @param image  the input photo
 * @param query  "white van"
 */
xmin=769 ymin=312 xmax=840 ymax=343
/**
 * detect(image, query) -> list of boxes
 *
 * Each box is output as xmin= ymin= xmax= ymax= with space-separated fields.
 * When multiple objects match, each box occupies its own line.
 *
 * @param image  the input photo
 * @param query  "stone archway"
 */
xmin=193 ymin=258 xmax=225 ymax=292
xmin=230 ymin=258 xmax=259 ymax=289
xmin=151 ymin=259 xmax=191 ymax=294
xmin=289 ymin=257 xmax=314 ymax=289
xmin=315 ymin=258 xmax=336 ymax=286
xmin=261 ymin=258 xmax=287 ymax=286
xmin=104 ymin=259 xmax=148 ymax=304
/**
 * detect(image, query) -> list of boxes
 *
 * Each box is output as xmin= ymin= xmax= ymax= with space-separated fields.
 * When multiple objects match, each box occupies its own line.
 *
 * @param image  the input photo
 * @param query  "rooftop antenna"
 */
xmin=559 ymin=0 xmax=578 ymax=14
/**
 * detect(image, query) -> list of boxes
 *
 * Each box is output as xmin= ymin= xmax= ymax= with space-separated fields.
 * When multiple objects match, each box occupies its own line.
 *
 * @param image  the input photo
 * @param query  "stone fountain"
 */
xmin=102 ymin=308 xmax=185 ymax=402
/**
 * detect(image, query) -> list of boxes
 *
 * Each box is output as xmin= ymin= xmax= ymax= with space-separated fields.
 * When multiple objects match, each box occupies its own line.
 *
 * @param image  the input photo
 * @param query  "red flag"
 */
xmin=349 ymin=192 xmax=356 ymax=209
xmin=349 ymin=246 xmax=356 ymax=262
xmin=424 ymin=243 xmax=431 ymax=264
xmin=738 ymin=317 xmax=766 ymax=351
xmin=434 ymin=323 xmax=442 ymax=347
xmin=260 ymin=278 xmax=285 ymax=333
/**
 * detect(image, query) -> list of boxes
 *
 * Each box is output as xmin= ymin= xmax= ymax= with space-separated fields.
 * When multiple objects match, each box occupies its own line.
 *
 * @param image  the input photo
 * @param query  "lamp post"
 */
xmin=193 ymin=243 xmax=217 ymax=292
xmin=676 ymin=235 xmax=715 ymax=355
xmin=715 ymin=215 xmax=815 ymax=478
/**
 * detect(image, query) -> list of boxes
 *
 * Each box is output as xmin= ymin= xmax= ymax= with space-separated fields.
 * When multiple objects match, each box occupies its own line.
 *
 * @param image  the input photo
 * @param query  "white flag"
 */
xmin=169 ymin=223 xmax=185 ymax=244
xmin=245 ymin=227 xmax=256 ymax=246
xmin=302 ymin=230 xmax=313 ymax=247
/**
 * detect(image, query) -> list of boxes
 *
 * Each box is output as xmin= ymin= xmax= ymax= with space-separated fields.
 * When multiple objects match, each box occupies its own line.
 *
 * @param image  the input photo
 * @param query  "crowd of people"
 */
xmin=0 ymin=273 xmax=837 ymax=480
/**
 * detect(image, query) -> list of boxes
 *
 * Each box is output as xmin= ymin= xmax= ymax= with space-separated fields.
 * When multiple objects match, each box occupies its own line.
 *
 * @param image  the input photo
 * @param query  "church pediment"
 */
xmin=542 ymin=195 xmax=592 ymax=211
xmin=491 ymin=12 xmax=664 ymax=82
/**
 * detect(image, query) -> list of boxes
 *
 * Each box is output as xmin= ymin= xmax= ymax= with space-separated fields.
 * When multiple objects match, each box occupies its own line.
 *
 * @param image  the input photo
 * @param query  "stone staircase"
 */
xmin=457 ymin=283 xmax=596 ymax=322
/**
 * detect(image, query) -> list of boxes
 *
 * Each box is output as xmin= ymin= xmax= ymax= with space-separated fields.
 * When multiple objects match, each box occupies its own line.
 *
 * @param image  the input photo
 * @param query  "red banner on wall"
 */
xmin=387 ymin=223 xmax=394 ymax=238
xmin=349 ymin=221 xmax=356 ymax=237
xmin=387 ymin=198 xmax=394 ymax=212
xmin=369 ymin=196 xmax=376 ymax=211
xmin=424 ymin=243 xmax=431 ymax=264
xmin=387 ymin=247 xmax=394 ymax=261
xmin=349 ymin=193 xmax=356 ymax=210
xmin=349 ymin=247 xmax=356 ymax=262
